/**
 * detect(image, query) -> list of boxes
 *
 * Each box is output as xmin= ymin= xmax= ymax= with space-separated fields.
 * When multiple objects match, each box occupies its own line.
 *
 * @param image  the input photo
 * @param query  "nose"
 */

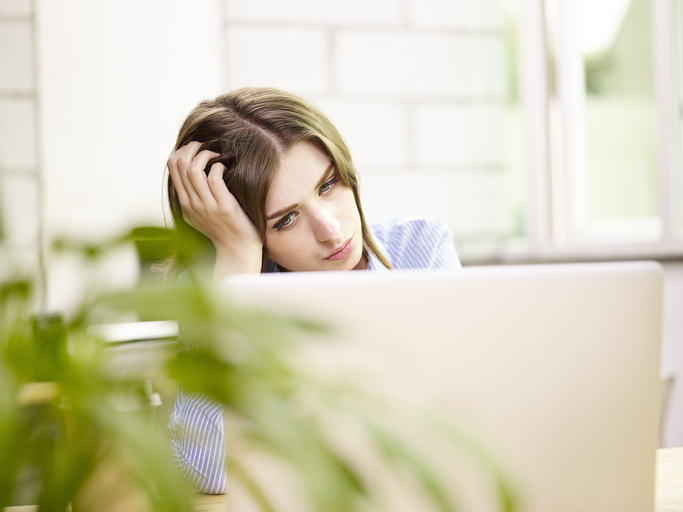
xmin=311 ymin=205 xmax=340 ymax=242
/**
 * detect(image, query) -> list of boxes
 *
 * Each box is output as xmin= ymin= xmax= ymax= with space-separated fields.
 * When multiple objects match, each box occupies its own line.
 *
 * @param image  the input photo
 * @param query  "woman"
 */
xmin=166 ymin=87 xmax=462 ymax=493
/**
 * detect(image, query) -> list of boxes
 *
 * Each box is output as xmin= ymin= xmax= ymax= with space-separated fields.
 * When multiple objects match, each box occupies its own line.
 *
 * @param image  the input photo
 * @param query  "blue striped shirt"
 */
xmin=168 ymin=217 xmax=462 ymax=493
xmin=366 ymin=217 xmax=462 ymax=272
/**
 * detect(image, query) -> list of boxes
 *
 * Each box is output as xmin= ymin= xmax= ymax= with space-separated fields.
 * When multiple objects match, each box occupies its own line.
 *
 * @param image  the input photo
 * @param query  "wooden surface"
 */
xmin=192 ymin=494 xmax=229 ymax=512
xmin=656 ymin=447 xmax=683 ymax=512
xmin=6 ymin=448 xmax=683 ymax=512
xmin=191 ymin=447 xmax=683 ymax=512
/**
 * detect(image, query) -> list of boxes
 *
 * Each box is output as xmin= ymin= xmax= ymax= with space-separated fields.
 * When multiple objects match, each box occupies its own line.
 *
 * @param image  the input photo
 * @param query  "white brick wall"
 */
xmin=408 ymin=0 xmax=503 ymax=30
xmin=226 ymin=0 xmax=403 ymax=26
xmin=314 ymin=99 xmax=409 ymax=170
xmin=38 ymin=0 xmax=223 ymax=241
xmin=0 ymin=0 xmax=228 ymax=312
xmin=0 ymin=0 xmax=30 ymax=16
xmin=335 ymin=32 xmax=505 ymax=100
xmin=414 ymin=104 xmax=503 ymax=166
xmin=472 ymin=35 xmax=506 ymax=98
xmin=0 ymin=174 xmax=38 ymax=247
xmin=0 ymin=0 xmax=38 ymax=280
xmin=0 ymin=21 xmax=33 ymax=91
xmin=360 ymin=171 xmax=509 ymax=236
xmin=223 ymin=0 xmax=508 ymax=256
xmin=0 ymin=98 xmax=36 ymax=169
xmin=34 ymin=0 xmax=225 ymax=312
xmin=336 ymin=32 xmax=474 ymax=98
xmin=226 ymin=27 xmax=329 ymax=93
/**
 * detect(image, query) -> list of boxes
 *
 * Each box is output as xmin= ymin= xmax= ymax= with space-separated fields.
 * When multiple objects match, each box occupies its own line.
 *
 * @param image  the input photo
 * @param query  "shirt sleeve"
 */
xmin=422 ymin=219 xmax=462 ymax=271
xmin=168 ymin=388 xmax=227 ymax=494
xmin=168 ymin=271 xmax=227 ymax=494
xmin=376 ymin=218 xmax=463 ymax=271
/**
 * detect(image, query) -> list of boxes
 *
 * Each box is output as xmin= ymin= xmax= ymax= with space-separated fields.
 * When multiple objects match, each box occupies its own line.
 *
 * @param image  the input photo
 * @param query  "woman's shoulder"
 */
xmin=369 ymin=217 xmax=458 ymax=270
xmin=370 ymin=217 xmax=452 ymax=246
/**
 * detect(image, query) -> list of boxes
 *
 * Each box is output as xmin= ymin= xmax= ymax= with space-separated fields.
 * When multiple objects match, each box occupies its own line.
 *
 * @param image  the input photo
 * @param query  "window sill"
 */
xmin=459 ymin=240 xmax=683 ymax=266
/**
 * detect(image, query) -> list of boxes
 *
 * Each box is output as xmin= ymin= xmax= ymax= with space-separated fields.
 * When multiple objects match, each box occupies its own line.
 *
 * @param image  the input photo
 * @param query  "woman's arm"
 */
xmin=168 ymin=388 xmax=227 ymax=494
xmin=168 ymin=142 xmax=263 ymax=279
xmin=167 ymin=144 xmax=258 ymax=491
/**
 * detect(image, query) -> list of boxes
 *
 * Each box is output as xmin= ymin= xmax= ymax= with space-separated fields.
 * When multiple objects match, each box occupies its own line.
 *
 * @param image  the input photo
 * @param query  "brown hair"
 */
xmin=165 ymin=87 xmax=390 ymax=276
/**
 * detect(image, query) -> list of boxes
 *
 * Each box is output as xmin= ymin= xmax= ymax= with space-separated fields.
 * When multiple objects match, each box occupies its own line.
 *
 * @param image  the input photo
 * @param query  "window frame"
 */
xmin=508 ymin=0 xmax=683 ymax=262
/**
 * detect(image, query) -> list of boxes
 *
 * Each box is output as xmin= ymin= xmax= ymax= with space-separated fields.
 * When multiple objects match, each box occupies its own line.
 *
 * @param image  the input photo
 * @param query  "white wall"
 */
xmin=36 ymin=0 xmax=223 ymax=310
xmin=221 ymin=0 xmax=510 ymax=261
xmin=38 ymin=0 xmax=223 ymax=239
xmin=0 ymin=0 xmax=39 ymax=280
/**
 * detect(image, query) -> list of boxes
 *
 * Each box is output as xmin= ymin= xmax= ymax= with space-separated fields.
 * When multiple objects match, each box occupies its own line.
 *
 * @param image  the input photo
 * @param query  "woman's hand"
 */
xmin=168 ymin=142 xmax=263 ymax=277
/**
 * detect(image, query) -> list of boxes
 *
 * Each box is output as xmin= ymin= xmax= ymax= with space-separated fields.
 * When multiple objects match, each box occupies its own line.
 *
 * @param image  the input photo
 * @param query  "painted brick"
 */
xmin=226 ymin=27 xmax=329 ymax=94
xmin=359 ymin=170 xmax=509 ymax=237
xmin=0 ymin=21 xmax=33 ymax=92
xmin=471 ymin=36 xmax=506 ymax=98
xmin=0 ymin=98 xmax=36 ymax=169
xmin=408 ymin=0 xmax=480 ymax=29
xmin=476 ymin=0 xmax=504 ymax=30
xmin=412 ymin=0 xmax=502 ymax=30
xmin=0 ymin=174 xmax=38 ymax=247
xmin=336 ymin=31 xmax=475 ymax=98
xmin=0 ymin=0 xmax=31 ymax=16
xmin=313 ymin=99 xmax=408 ymax=170
xmin=225 ymin=0 xmax=402 ymax=26
xmin=39 ymin=0 xmax=221 ymax=244
xmin=409 ymin=0 xmax=503 ymax=30
xmin=414 ymin=104 xmax=503 ymax=166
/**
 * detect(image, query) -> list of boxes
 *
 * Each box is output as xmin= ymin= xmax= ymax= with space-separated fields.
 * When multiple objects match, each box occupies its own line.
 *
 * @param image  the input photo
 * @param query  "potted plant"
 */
xmin=0 ymin=226 xmax=518 ymax=512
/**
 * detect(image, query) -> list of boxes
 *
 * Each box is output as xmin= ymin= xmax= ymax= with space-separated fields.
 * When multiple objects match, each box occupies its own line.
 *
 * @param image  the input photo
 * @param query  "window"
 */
xmin=503 ymin=0 xmax=683 ymax=259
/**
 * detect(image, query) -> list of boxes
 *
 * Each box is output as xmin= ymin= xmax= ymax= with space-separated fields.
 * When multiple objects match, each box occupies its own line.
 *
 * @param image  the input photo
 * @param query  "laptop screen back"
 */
xmin=226 ymin=261 xmax=663 ymax=512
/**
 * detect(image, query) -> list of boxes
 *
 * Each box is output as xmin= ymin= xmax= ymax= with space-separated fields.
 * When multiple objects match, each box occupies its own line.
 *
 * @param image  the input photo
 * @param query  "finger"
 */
xmin=184 ymin=149 xmax=222 ymax=205
xmin=206 ymin=162 xmax=233 ymax=208
xmin=174 ymin=143 xmax=209 ymax=202
xmin=171 ymin=145 xmax=220 ymax=211
xmin=168 ymin=142 xmax=203 ymax=205
xmin=168 ymin=160 xmax=189 ymax=206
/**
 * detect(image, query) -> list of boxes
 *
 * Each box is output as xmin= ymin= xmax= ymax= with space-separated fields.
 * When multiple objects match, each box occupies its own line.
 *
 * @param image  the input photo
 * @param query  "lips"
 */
xmin=324 ymin=236 xmax=354 ymax=261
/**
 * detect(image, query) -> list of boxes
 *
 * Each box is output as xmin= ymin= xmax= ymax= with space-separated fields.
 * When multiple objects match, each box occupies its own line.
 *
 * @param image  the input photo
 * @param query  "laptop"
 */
xmin=225 ymin=261 xmax=663 ymax=512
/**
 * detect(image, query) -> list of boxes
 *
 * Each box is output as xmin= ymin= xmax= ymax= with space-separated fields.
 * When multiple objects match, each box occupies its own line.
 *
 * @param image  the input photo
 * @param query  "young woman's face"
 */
xmin=264 ymin=141 xmax=367 ymax=271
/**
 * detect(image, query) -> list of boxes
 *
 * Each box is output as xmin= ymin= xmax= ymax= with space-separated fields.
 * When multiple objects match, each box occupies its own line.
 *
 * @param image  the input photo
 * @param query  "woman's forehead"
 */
xmin=265 ymin=141 xmax=332 ymax=210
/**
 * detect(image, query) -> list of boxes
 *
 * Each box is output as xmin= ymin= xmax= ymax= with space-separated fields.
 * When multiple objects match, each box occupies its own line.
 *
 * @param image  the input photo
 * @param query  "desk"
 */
xmin=191 ymin=447 xmax=683 ymax=512
xmin=656 ymin=447 xmax=683 ymax=511
xmin=5 ymin=448 xmax=683 ymax=512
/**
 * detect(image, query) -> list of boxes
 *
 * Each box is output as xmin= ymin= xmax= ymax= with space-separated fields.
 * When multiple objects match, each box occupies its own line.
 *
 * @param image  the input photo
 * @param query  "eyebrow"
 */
xmin=266 ymin=163 xmax=336 ymax=221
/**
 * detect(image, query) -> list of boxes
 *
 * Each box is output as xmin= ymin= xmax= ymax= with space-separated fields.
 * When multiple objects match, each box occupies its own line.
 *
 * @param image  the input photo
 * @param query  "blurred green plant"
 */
xmin=0 ymin=227 xmax=519 ymax=512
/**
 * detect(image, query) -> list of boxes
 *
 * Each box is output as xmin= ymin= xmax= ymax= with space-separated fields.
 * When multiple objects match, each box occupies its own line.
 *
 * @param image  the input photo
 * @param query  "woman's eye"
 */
xmin=274 ymin=212 xmax=297 ymax=231
xmin=319 ymin=176 xmax=339 ymax=194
